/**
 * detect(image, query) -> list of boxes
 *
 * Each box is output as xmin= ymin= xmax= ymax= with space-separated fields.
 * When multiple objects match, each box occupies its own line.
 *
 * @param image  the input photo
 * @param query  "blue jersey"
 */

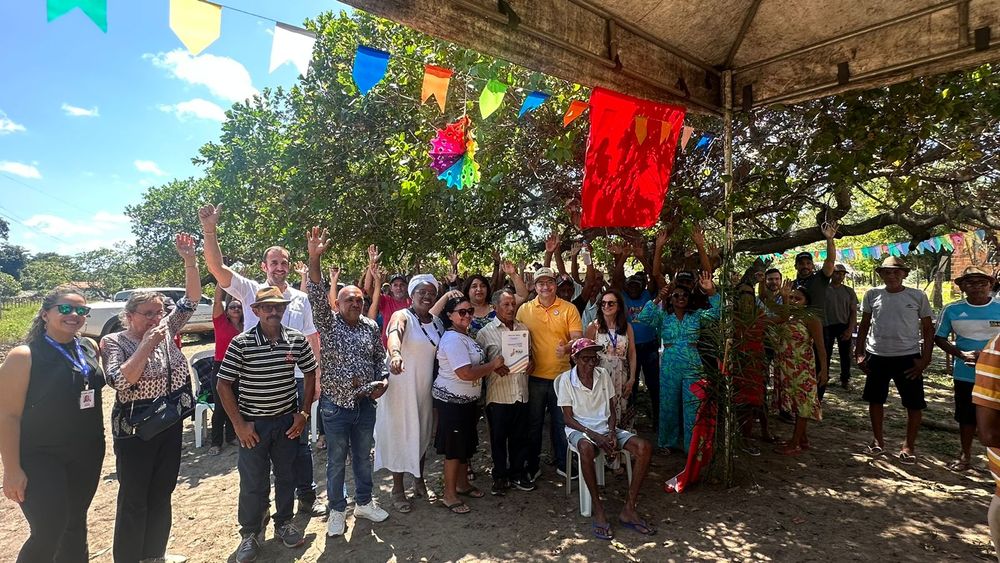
xmin=936 ymin=299 xmax=1000 ymax=382
xmin=623 ymin=291 xmax=654 ymax=344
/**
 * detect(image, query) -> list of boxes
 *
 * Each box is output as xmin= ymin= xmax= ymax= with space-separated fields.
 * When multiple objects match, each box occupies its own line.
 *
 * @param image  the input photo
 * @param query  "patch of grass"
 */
xmin=0 ymin=303 xmax=37 ymax=344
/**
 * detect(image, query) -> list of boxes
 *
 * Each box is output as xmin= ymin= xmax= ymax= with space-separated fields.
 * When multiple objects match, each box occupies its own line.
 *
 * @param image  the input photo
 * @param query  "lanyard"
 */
xmin=608 ymin=328 xmax=619 ymax=350
xmin=411 ymin=308 xmax=442 ymax=347
xmin=44 ymin=335 xmax=92 ymax=388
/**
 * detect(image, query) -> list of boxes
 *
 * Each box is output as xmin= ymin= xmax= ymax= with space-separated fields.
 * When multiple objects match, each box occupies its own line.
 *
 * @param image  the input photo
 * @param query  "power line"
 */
xmin=0 ymin=204 xmax=77 ymax=247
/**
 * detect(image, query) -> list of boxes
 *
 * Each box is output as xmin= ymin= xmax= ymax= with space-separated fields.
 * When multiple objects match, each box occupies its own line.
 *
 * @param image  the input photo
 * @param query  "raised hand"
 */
xmin=328 ymin=265 xmax=341 ymax=279
xmin=655 ymin=229 xmax=669 ymax=248
xmin=306 ymin=226 xmax=330 ymax=257
xmin=174 ymin=233 xmax=197 ymax=260
xmin=570 ymin=242 xmax=583 ymax=256
xmin=631 ymin=238 xmax=647 ymax=259
xmin=545 ymin=231 xmax=560 ymax=253
xmin=821 ymin=220 xmax=839 ymax=240
xmin=607 ymin=240 xmax=626 ymax=257
xmin=691 ymin=224 xmax=705 ymax=247
xmin=367 ymin=244 xmax=381 ymax=267
xmin=294 ymin=261 xmax=308 ymax=277
xmin=502 ymin=260 xmax=519 ymax=276
xmin=449 ymin=251 xmax=461 ymax=268
xmin=697 ymin=271 xmax=714 ymax=293
xmin=780 ymin=279 xmax=793 ymax=299
xmin=197 ymin=203 xmax=222 ymax=230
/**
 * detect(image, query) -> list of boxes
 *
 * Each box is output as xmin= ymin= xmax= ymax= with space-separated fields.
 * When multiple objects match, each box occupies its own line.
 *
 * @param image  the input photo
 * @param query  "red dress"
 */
xmin=734 ymin=312 xmax=767 ymax=407
xmin=213 ymin=314 xmax=242 ymax=361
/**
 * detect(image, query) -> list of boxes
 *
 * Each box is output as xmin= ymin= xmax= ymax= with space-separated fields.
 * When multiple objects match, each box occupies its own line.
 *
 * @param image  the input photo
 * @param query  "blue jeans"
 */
xmin=291 ymin=378 xmax=317 ymax=502
xmin=526 ymin=376 xmax=567 ymax=473
xmin=321 ymin=396 xmax=376 ymax=513
xmin=237 ymin=414 xmax=297 ymax=536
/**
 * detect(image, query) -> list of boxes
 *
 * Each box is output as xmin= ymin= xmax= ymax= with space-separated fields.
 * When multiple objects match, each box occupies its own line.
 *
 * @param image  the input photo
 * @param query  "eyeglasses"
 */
xmin=227 ymin=304 xmax=243 ymax=310
xmin=576 ymin=355 xmax=600 ymax=365
xmin=600 ymin=300 xmax=618 ymax=308
xmin=255 ymin=304 xmax=287 ymax=313
xmin=413 ymin=289 xmax=436 ymax=297
xmin=52 ymin=304 xmax=91 ymax=316
xmin=133 ymin=309 xmax=166 ymax=320
xmin=453 ymin=308 xmax=475 ymax=317
xmin=671 ymin=294 xmax=689 ymax=300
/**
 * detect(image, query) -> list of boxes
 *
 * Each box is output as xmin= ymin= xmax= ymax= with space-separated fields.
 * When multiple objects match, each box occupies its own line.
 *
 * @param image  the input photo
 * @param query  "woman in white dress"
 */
xmin=375 ymin=274 xmax=444 ymax=513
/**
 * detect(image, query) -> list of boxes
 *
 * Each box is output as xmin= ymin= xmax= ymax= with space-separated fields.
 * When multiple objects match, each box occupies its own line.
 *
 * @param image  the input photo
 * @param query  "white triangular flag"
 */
xmin=269 ymin=23 xmax=316 ymax=76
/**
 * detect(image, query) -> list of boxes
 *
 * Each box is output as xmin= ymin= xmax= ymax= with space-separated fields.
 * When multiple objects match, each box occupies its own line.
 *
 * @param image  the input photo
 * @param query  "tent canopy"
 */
xmin=340 ymin=0 xmax=1000 ymax=114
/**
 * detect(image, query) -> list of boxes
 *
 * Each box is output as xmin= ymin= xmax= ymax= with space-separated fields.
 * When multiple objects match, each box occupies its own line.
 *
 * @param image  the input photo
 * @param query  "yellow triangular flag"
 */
xmin=635 ymin=116 xmax=648 ymax=144
xmin=421 ymin=65 xmax=452 ymax=113
xmin=169 ymin=0 xmax=221 ymax=55
xmin=659 ymin=121 xmax=672 ymax=144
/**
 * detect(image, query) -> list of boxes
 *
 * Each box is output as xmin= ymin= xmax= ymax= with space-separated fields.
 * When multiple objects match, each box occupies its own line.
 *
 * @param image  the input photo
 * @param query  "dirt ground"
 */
xmin=1 ymin=339 xmax=996 ymax=562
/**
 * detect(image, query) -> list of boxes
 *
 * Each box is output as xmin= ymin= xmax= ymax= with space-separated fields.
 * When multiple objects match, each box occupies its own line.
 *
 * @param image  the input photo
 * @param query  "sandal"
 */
xmin=864 ymin=443 xmax=885 ymax=456
xmin=207 ymin=446 xmax=221 ymax=456
xmin=467 ymin=467 xmax=477 ymax=481
xmin=774 ymin=444 xmax=803 ymax=456
xmin=619 ymin=518 xmax=656 ymax=536
xmin=441 ymin=500 xmax=470 ymax=514
xmin=592 ymin=522 xmax=614 ymax=540
xmin=948 ymin=458 xmax=971 ymax=472
xmin=392 ymin=493 xmax=412 ymax=514
xmin=897 ymin=451 xmax=917 ymax=465
xmin=456 ymin=486 xmax=485 ymax=499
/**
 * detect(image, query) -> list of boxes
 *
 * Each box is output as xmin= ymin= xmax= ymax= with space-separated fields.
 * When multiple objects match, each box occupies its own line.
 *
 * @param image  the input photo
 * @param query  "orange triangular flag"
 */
xmin=421 ymin=65 xmax=452 ymax=113
xmin=635 ymin=116 xmax=648 ymax=144
xmin=563 ymin=100 xmax=589 ymax=127
xmin=659 ymin=121 xmax=672 ymax=144
xmin=680 ymin=126 xmax=694 ymax=152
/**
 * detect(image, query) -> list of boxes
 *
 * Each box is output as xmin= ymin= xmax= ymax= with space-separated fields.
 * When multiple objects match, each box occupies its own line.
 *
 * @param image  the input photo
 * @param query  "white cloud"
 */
xmin=146 ymin=49 xmax=259 ymax=103
xmin=61 ymin=103 xmax=100 ymax=117
xmin=0 ymin=161 xmax=41 ymax=179
xmin=134 ymin=159 xmax=166 ymax=176
xmin=0 ymin=111 xmax=25 ymax=134
xmin=22 ymin=211 xmax=132 ymax=253
xmin=158 ymin=98 xmax=227 ymax=122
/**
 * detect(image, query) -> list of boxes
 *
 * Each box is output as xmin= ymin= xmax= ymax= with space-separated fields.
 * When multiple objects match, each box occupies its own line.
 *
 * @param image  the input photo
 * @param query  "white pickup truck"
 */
xmin=80 ymin=287 xmax=215 ymax=338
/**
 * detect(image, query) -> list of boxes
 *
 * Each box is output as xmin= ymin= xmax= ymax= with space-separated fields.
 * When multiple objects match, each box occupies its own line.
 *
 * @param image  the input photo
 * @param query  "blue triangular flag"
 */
xmin=518 ymin=91 xmax=549 ymax=118
xmin=693 ymin=133 xmax=714 ymax=152
xmin=352 ymin=46 xmax=390 ymax=95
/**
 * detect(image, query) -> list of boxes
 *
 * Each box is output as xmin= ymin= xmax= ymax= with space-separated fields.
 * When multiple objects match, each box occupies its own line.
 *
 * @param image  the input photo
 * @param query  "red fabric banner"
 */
xmin=581 ymin=87 xmax=686 ymax=228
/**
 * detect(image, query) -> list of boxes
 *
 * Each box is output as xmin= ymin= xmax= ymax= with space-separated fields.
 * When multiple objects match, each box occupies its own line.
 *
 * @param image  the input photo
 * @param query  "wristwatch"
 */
xmin=298 ymin=410 xmax=310 ymax=420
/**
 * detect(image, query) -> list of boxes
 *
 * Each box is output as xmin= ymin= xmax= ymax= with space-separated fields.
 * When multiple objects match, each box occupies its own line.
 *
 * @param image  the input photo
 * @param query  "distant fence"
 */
xmin=0 ymin=296 xmax=41 ymax=319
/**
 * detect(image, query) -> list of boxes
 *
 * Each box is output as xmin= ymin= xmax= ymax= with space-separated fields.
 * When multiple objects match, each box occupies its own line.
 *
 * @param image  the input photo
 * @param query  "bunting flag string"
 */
xmin=635 ymin=116 xmax=648 ymax=144
xmin=270 ymin=23 xmax=317 ymax=76
xmin=47 ymin=0 xmax=107 ymax=32
xmin=563 ymin=100 xmax=589 ymax=126
xmin=352 ymin=46 xmax=390 ymax=94
xmin=170 ymin=0 xmax=221 ymax=55
xmin=680 ymin=126 xmax=694 ymax=152
xmin=756 ymin=229 xmax=989 ymax=263
xmin=659 ymin=121 xmax=673 ymax=144
xmin=421 ymin=65 xmax=453 ymax=113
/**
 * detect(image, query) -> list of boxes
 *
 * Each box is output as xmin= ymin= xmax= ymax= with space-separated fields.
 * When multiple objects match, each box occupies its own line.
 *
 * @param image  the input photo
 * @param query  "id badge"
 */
xmin=79 ymin=389 xmax=96 ymax=409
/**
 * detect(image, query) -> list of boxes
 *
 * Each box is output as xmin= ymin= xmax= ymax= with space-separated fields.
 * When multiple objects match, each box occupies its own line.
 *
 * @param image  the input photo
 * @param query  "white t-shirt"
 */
xmin=223 ymin=273 xmax=317 ymax=378
xmin=556 ymin=366 xmax=615 ymax=436
xmin=862 ymin=286 xmax=933 ymax=357
xmin=433 ymin=330 xmax=485 ymax=404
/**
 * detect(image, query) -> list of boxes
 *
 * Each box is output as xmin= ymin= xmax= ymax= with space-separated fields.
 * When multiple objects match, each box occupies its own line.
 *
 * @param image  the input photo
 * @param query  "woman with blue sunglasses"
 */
xmin=0 ymin=285 xmax=105 ymax=562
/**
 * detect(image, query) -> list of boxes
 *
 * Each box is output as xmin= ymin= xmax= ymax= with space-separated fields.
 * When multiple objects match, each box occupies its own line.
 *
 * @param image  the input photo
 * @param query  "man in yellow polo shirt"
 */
xmin=973 ymin=332 xmax=1000 ymax=560
xmin=517 ymin=267 xmax=583 ymax=481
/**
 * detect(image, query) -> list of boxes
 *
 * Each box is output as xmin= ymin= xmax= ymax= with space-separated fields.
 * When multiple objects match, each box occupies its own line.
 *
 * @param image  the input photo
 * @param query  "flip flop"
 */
xmin=456 ymin=486 xmax=485 ymax=499
xmin=948 ymin=459 xmax=971 ymax=472
xmin=619 ymin=519 xmax=656 ymax=536
xmin=864 ymin=443 xmax=884 ymax=456
xmin=592 ymin=522 xmax=614 ymax=540
xmin=441 ymin=500 xmax=470 ymax=514
xmin=897 ymin=451 xmax=917 ymax=465
xmin=392 ymin=494 xmax=412 ymax=514
xmin=774 ymin=445 xmax=803 ymax=456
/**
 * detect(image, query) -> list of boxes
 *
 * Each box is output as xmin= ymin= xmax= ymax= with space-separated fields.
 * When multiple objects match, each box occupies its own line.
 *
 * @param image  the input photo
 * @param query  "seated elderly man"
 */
xmin=556 ymin=338 xmax=655 ymax=541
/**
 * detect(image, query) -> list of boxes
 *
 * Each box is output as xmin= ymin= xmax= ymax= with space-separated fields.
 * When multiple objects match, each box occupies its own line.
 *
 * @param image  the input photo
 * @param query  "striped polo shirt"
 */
xmin=972 ymin=333 xmax=1000 ymax=495
xmin=217 ymin=324 xmax=318 ymax=418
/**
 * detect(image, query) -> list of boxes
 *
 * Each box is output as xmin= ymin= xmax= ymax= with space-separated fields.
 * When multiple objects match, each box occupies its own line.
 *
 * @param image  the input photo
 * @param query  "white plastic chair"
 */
xmin=565 ymin=439 xmax=633 ymax=517
xmin=188 ymin=349 xmax=216 ymax=448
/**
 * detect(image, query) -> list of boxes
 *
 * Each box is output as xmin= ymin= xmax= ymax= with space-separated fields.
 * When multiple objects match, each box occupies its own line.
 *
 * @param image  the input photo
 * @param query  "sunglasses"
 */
xmin=453 ymin=308 xmax=475 ymax=317
xmin=52 ymin=304 xmax=91 ymax=316
xmin=227 ymin=304 xmax=243 ymax=310
xmin=255 ymin=304 xmax=287 ymax=313
xmin=600 ymin=300 xmax=618 ymax=308
xmin=671 ymin=294 xmax=689 ymax=300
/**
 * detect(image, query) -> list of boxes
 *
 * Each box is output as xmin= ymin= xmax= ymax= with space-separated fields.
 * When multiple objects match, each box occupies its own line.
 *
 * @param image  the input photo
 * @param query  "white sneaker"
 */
xmin=327 ymin=510 xmax=346 ymax=537
xmin=354 ymin=500 xmax=389 ymax=522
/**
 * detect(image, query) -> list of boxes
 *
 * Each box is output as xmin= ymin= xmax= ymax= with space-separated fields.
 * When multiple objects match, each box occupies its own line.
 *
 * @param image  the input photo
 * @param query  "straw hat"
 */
xmin=875 ymin=256 xmax=910 ymax=273
xmin=954 ymin=266 xmax=996 ymax=285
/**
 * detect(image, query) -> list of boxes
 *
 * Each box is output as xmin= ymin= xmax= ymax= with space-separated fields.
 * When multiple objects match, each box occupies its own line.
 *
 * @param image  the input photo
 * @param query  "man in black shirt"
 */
xmin=792 ymin=221 xmax=839 ymax=399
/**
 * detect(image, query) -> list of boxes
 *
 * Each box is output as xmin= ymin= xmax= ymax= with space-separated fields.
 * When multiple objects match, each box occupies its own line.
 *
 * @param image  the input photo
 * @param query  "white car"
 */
xmin=81 ymin=287 xmax=215 ymax=338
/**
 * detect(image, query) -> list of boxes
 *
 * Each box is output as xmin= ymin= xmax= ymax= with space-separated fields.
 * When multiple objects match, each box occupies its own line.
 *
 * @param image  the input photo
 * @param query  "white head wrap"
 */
xmin=408 ymin=274 xmax=439 ymax=297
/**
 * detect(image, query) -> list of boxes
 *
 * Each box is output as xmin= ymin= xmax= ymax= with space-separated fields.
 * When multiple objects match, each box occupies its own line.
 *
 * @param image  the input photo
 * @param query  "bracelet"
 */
xmin=204 ymin=230 xmax=216 ymax=235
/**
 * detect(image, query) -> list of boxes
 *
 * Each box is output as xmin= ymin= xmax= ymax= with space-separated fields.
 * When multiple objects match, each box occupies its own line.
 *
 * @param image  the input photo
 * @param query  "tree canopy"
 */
xmin=124 ymin=10 xmax=1000 ymax=280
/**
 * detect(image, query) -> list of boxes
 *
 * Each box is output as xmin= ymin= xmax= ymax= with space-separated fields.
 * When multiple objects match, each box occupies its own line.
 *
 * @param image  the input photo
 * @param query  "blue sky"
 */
xmin=0 ymin=0 xmax=351 ymax=255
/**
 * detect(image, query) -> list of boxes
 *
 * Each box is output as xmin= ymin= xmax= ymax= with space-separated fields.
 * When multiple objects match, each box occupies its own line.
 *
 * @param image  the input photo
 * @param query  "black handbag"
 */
xmin=125 ymin=341 xmax=194 ymax=441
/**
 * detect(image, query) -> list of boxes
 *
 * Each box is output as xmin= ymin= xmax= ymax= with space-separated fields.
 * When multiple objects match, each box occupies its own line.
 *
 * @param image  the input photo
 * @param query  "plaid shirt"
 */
xmin=307 ymin=281 xmax=387 ymax=409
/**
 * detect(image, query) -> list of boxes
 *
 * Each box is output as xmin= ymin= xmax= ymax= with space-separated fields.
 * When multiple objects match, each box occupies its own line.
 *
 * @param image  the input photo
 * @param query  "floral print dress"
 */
xmin=772 ymin=318 xmax=821 ymax=421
